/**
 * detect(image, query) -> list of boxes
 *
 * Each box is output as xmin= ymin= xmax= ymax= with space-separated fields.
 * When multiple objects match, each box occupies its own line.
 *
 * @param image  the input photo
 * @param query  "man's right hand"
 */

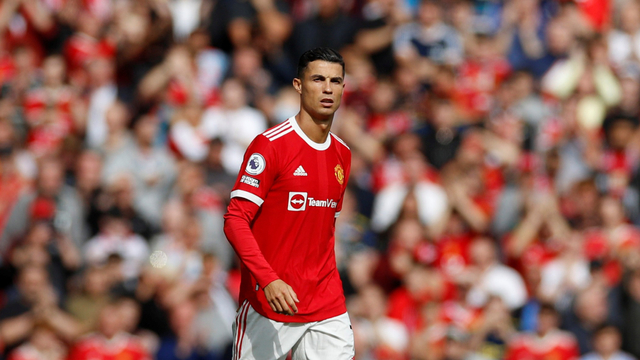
xmin=263 ymin=279 xmax=299 ymax=315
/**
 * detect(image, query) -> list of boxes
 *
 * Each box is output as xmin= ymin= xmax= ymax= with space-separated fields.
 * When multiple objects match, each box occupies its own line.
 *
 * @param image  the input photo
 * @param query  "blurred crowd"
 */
xmin=2 ymin=0 xmax=640 ymax=359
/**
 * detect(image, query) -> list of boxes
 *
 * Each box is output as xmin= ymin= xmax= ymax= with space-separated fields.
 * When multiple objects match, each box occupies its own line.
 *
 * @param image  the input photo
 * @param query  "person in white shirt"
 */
xmin=464 ymin=237 xmax=528 ymax=310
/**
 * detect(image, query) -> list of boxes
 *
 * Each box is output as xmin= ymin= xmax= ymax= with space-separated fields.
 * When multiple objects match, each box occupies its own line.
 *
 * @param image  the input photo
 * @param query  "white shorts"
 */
xmin=231 ymin=301 xmax=355 ymax=360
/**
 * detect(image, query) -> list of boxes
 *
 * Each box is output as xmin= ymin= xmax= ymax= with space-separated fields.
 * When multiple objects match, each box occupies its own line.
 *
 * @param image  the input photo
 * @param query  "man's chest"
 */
xmin=268 ymin=149 xmax=345 ymax=212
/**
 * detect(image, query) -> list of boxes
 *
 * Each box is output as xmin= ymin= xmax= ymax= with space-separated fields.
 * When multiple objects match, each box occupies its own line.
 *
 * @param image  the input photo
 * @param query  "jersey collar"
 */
xmin=289 ymin=116 xmax=332 ymax=151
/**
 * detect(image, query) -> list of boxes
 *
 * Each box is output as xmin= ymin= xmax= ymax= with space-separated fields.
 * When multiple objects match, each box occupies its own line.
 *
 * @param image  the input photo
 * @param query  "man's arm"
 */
xmin=223 ymin=198 xmax=299 ymax=315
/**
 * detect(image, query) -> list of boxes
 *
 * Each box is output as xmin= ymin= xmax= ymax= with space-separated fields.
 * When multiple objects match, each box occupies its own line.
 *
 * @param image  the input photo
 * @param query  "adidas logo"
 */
xmin=293 ymin=166 xmax=308 ymax=176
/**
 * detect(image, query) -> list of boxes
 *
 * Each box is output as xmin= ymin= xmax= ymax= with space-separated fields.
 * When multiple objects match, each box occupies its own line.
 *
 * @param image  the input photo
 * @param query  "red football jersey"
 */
xmin=504 ymin=330 xmax=579 ymax=360
xmin=66 ymin=333 xmax=150 ymax=360
xmin=225 ymin=116 xmax=351 ymax=323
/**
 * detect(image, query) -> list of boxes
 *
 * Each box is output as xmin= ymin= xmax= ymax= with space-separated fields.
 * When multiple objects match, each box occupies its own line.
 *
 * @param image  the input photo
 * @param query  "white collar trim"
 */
xmin=289 ymin=116 xmax=332 ymax=151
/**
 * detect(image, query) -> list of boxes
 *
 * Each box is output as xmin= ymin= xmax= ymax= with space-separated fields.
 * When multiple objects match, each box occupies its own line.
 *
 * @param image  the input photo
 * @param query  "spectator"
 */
xmin=505 ymin=303 xmax=580 ymax=360
xmin=462 ymin=237 xmax=528 ymax=311
xmin=2 ymin=157 xmax=86 ymax=251
xmin=83 ymin=207 xmax=149 ymax=281
xmin=580 ymin=325 xmax=636 ymax=360
xmin=393 ymin=0 xmax=463 ymax=80
xmin=66 ymin=299 xmax=151 ymax=360
xmin=103 ymin=114 xmax=177 ymax=227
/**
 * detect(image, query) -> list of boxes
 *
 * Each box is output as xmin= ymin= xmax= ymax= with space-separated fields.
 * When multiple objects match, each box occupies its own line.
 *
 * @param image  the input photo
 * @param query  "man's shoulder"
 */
xmin=260 ymin=120 xmax=296 ymax=143
xmin=330 ymin=133 xmax=350 ymax=152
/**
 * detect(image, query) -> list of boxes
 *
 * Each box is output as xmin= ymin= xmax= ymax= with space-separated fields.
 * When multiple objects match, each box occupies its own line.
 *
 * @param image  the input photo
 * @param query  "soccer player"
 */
xmin=223 ymin=48 xmax=354 ymax=359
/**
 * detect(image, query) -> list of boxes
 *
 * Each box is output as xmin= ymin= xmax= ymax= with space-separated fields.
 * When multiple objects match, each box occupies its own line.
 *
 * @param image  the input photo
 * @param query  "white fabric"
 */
xmin=608 ymin=30 xmax=640 ymax=67
xmin=540 ymin=258 xmax=591 ymax=300
xmin=466 ymin=264 xmax=528 ymax=310
xmin=170 ymin=120 xmax=209 ymax=162
xmin=200 ymin=107 xmax=267 ymax=174
xmin=169 ymin=0 xmax=202 ymax=40
xmin=84 ymin=233 xmax=149 ymax=279
xmin=370 ymin=181 xmax=448 ymax=232
xmin=86 ymin=84 xmax=117 ymax=149
xmin=232 ymin=301 xmax=355 ymax=360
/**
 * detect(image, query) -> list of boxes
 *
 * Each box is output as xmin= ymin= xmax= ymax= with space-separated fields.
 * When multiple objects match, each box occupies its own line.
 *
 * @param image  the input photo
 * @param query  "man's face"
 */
xmin=294 ymin=60 xmax=344 ymax=121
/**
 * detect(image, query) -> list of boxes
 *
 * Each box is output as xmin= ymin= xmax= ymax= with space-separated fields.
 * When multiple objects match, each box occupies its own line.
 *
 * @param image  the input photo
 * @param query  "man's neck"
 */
xmin=295 ymin=112 xmax=333 ymax=143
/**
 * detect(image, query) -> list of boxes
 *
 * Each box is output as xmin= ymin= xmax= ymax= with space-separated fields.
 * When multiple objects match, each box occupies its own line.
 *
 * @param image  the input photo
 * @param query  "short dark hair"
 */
xmin=296 ymin=47 xmax=345 ymax=79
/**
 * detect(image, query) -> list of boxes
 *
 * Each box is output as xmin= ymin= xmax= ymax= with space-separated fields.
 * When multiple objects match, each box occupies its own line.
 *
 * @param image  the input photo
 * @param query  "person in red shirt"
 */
xmin=505 ymin=304 xmax=580 ymax=360
xmin=66 ymin=299 xmax=150 ymax=360
xmin=223 ymin=47 xmax=354 ymax=359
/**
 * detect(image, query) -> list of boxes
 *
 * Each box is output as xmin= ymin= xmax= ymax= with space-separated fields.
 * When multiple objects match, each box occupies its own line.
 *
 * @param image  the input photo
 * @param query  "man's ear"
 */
xmin=293 ymin=78 xmax=302 ymax=94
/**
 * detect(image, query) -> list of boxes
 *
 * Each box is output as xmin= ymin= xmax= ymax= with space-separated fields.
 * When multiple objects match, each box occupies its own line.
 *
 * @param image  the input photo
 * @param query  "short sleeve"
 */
xmin=230 ymin=135 xmax=278 ymax=206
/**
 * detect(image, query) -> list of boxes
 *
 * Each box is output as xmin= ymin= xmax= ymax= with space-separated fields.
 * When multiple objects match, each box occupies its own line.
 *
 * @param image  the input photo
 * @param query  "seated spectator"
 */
xmin=505 ymin=303 xmax=580 ymax=360
xmin=393 ymin=0 xmax=463 ymax=81
xmin=84 ymin=208 xmax=149 ymax=281
xmin=7 ymin=325 xmax=67 ymax=360
xmin=539 ymin=232 xmax=591 ymax=310
xmin=103 ymin=114 xmax=177 ymax=227
xmin=2 ymin=157 xmax=86 ymax=252
xmin=198 ymin=78 xmax=267 ymax=174
xmin=580 ymin=325 xmax=636 ymax=360
xmin=66 ymin=299 xmax=150 ymax=360
xmin=563 ymin=286 xmax=622 ymax=354
xmin=65 ymin=267 xmax=112 ymax=333
xmin=156 ymin=300 xmax=221 ymax=360
xmin=461 ymin=237 xmax=527 ymax=311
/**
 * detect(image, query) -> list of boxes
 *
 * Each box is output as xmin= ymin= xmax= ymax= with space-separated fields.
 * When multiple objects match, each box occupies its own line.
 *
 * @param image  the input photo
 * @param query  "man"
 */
xmin=223 ymin=47 xmax=354 ymax=359
xmin=505 ymin=303 xmax=580 ymax=360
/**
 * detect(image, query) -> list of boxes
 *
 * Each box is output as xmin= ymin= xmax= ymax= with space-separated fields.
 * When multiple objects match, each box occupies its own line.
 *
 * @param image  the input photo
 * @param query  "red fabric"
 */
xmin=66 ymin=334 xmax=150 ymax=360
xmin=64 ymin=34 xmax=115 ymax=71
xmin=576 ymin=0 xmax=611 ymax=31
xmin=223 ymin=119 xmax=351 ymax=323
xmin=0 ymin=55 xmax=16 ymax=84
xmin=455 ymin=58 xmax=511 ymax=119
xmin=224 ymin=198 xmax=279 ymax=290
xmin=0 ymin=173 xmax=27 ymax=233
xmin=504 ymin=330 xmax=580 ymax=360
xmin=366 ymin=111 xmax=412 ymax=138
xmin=30 ymin=197 xmax=56 ymax=220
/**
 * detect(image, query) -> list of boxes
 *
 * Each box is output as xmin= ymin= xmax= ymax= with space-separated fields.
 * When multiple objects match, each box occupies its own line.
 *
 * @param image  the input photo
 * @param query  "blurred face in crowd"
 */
xmin=25 ymin=222 xmax=54 ymax=247
xmin=232 ymin=47 xmax=262 ymax=81
xmin=221 ymin=78 xmax=248 ymax=110
xmin=369 ymin=80 xmax=397 ymax=114
xmin=38 ymin=159 xmax=64 ymax=197
xmin=537 ymin=307 xmax=559 ymax=336
xmin=118 ymin=298 xmax=141 ymax=333
xmin=620 ymin=0 xmax=640 ymax=34
xmin=43 ymin=56 xmax=66 ymax=87
xmin=134 ymin=115 xmax=158 ymax=146
xmin=98 ymin=304 xmax=121 ymax=338
xmin=84 ymin=267 xmax=110 ymax=297
xmin=30 ymin=326 xmax=64 ymax=353
xmin=418 ymin=1 xmax=442 ymax=27
xmin=607 ymin=119 xmax=636 ymax=150
xmin=546 ymin=19 xmax=573 ymax=55
xmin=600 ymin=196 xmax=625 ymax=227
xmin=470 ymin=238 xmax=496 ymax=270
xmin=76 ymin=151 xmax=102 ymax=193
xmin=88 ymin=57 xmax=115 ymax=87
xmin=318 ymin=0 xmax=341 ymax=18
xmin=110 ymin=175 xmax=135 ymax=209
xmin=105 ymin=101 xmax=130 ymax=133
xmin=161 ymin=201 xmax=187 ymax=234
xmin=359 ymin=284 xmax=387 ymax=321
xmin=294 ymin=60 xmax=345 ymax=122
xmin=0 ymin=119 xmax=14 ymax=158
xmin=170 ymin=302 xmax=196 ymax=336
xmin=18 ymin=266 xmax=49 ymax=303
xmin=576 ymin=289 xmax=609 ymax=326
xmin=594 ymin=326 xmax=622 ymax=356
